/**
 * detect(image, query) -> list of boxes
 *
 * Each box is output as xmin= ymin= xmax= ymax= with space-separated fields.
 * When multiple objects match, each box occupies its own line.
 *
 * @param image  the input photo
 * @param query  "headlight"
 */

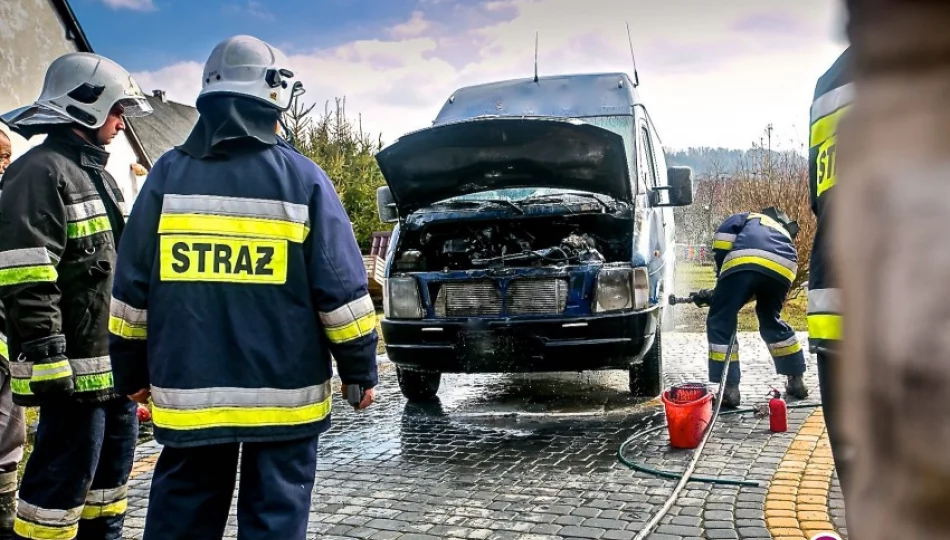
xmin=384 ymin=276 xmax=424 ymax=319
xmin=594 ymin=266 xmax=651 ymax=313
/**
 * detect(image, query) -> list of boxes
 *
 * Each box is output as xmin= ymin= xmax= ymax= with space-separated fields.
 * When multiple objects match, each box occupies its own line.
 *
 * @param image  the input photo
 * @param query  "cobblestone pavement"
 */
xmin=123 ymin=332 xmax=847 ymax=540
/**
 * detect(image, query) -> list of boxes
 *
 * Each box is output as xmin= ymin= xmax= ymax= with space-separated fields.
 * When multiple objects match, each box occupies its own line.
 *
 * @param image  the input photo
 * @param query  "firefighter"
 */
xmin=698 ymin=207 xmax=808 ymax=408
xmin=0 ymin=130 xmax=26 ymax=540
xmin=808 ymin=48 xmax=852 ymax=494
xmin=108 ymin=35 xmax=379 ymax=539
xmin=0 ymin=52 xmax=153 ymax=539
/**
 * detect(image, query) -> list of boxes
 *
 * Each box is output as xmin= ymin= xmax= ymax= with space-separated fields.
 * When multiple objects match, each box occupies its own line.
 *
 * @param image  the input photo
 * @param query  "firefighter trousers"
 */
xmin=0 ymin=370 xmax=26 ymax=538
xmin=707 ymin=271 xmax=806 ymax=386
xmin=142 ymin=435 xmax=320 ymax=540
xmin=14 ymin=398 xmax=138 ymax=540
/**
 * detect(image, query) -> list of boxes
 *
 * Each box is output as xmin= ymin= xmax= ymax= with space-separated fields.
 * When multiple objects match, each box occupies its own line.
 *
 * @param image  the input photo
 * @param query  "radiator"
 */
xmin=433 ymin=278 xmax=568 ymax=317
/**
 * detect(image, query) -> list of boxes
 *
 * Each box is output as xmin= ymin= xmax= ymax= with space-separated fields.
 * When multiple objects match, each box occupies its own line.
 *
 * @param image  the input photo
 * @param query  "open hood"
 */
xmin=375 ymin=117 xmax=633 ymax=215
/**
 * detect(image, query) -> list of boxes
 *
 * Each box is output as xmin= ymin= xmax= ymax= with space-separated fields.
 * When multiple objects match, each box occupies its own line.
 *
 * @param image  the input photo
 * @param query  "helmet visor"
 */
xmin=115 ymin=97 xmax=153 ymax=118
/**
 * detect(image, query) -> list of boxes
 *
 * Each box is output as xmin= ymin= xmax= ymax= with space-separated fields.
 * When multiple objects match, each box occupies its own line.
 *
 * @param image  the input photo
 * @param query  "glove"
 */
xmin=21 ymin=335 xmax=75 ymax=397
xmin=693 ymin=288 xmax=715 ymax=307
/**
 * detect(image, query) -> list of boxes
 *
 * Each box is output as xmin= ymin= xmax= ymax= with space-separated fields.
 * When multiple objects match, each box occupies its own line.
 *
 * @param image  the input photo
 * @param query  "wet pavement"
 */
xmin=123 ymin=332 xmax=846 ymax=539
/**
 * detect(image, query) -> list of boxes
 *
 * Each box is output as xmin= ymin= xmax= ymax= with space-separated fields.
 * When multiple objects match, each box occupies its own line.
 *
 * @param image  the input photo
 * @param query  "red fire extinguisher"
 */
xmin=768 ymin=388 xmax=787 ymax=432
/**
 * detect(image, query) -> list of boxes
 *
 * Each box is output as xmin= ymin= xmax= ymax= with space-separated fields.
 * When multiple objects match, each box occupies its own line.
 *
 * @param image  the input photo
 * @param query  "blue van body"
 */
xmin=374 ymin=72 xmax=693 ymax=400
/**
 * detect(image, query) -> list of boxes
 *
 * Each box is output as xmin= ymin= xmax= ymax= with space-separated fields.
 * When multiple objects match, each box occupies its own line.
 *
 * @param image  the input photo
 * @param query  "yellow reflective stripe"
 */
xmin=75 ymin=372 xmax=113 ymax=393
xmin=13 ymin=519 xmax=78 ymax=540
xmin=80 ymin=500 xmax=127 ymax=520
xmin=709 ymin=351 xmax=739 ymax=362
xmin=0 ymin=336 xmax=7 ymax=362
xmin=151 ymin=396 xmax=332 ymax=430
xmin=11 ymin=378 xmax=31 ymax=396
xmin=108 ymin=315 xmax=147 ymax=340
xmin=31 ymin=360 xmax=72 ymax=382
xmin=810 ymin=106 xmax=849 ymax=148
xmin=748 ymin=212 xmax=792 ymax=240
xmin=325 ymin=312 xmax=376 ymax=344
xmin=720 ymin=256 xmax=796 ymax=282
xmin=158 ymin=214 xmax=308 ymax=243
xmin=0 ymin=265 xmax=58 ymax=287
xmin=808 ymin=314 xmax=842 ymax=341
xmin=712 ymin=240 xmax=733 ymax=251
xmin=67 ymin=216 xmax=111 ymax=239
xmin=770 ymin=342 xmax=802 ymax=357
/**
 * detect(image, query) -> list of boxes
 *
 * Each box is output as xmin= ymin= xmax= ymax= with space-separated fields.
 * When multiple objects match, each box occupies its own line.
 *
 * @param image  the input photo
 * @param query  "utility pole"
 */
xmin=835 ymin=2 xmax=950 ymax=539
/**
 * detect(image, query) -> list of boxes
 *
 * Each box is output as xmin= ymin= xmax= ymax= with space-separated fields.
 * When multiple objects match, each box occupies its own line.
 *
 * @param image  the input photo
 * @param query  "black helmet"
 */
xmin=759 ymin=206 xmax=799 ymax=239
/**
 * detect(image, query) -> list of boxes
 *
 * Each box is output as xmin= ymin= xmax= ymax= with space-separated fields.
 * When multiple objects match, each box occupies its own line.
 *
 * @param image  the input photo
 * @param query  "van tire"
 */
xmin=629 ymin=328 xmax=663 ymax=398
xmin=397 ymin=367 xmax=441 ymax=402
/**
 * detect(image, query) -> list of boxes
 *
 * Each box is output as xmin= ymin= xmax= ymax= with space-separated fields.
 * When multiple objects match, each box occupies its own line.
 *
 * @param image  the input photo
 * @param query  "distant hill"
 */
xmin=665 ymin=146 xmax=807 ymax=177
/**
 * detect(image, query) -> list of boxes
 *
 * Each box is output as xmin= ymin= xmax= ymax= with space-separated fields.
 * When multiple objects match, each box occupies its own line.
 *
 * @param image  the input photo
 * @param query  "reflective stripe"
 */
xmin=768 ymin=336 xmax=802 ymax=357
xmin=159 ymin=194 xmax=310 ymax=243
xmin=720 ymin=248 xmax=798 ymax=282
xmin=808 ymin=314 xmax=842 ymax=341
xmin=0 ymin=332 xmax=7 ymax=363
xmin=0 ymin=248 xmax=58 ymax=287
xmin=150 ymin=382 xmax=333 ymax=430
xmin=65 ymin=200 xmax=107 ymax=222
xmin=712 ymin=232 xmax=735 ymax=251
xmin=162 ymin=194 xmax=310 ymax=225
xmin=811 ymin=82 xmax=854 ymax=121
xmin=82 ymin=486 xmax=127 ymax=520
xmin=14 ymin=501 xmax=82 ymax=540
xmin=709 ymin=343 xmax=739 ymax=362
xmin=807 ymin=287 xmax=840 ymax=315
xmin=30 ymin=360 xmax=71 ymax=382
xmin=319 ymin=295 xmax=376 ymax=344
xmin=151 ymin=382 xmax=331 ymax=409
xmin=67 ymin=216 xmax=111 ymax=239
xmin=747 ymin=213 xmax=792 ymax=240
xmin=810 ymin=106 xmax=849 ymax=149
xmin=108 ymin=299 xmax=147 ymax=340
xmin=10 ymin=357 xmax=112 ymax=396
xmin=158 ymin=214 xmax=307 ymax=243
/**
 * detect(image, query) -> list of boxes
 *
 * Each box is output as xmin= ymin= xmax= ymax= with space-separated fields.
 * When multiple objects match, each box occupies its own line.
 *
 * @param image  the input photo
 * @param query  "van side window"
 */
xmin=640 ymin=125 xmax=659 ymax=189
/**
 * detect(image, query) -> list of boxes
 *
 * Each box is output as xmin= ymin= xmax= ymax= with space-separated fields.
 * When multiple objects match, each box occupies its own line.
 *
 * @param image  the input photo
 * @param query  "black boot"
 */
xmin=0 ymin=490 xmax=16 ymax=540
xmin=722 ymin=384 xmax=741 ymax=408
xmin=786 ymin=375 xmax=809 ymax=399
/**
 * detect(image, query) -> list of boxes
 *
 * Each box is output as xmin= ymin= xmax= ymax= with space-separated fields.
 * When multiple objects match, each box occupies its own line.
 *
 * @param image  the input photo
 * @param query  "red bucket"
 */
xmin=661 ymin=389 xmax=713 ymax=449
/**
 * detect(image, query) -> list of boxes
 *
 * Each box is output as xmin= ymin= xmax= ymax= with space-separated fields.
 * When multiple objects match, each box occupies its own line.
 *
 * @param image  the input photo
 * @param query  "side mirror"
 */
xmin=656 ymin=166 xmax=693 ymax=207
xmin=377 ymin=186 xmax=398 ymax=223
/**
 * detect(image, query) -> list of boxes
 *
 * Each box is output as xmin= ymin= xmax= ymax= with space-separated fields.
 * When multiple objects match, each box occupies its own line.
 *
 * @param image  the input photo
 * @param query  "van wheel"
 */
xmin=396 ymin=367 xmax=441 ymax=402
xmin=629 ymin=328 xmax=663 ymax=398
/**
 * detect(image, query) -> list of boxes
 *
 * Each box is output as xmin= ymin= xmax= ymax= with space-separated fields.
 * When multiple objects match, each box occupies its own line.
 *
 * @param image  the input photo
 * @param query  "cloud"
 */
xmin=133 ymin=0 xmax=847 ymax=150
xmin=225 ymin=0 xmax=275 ymax=21
xmin=101 ymin=0 xmax=155 ymax=11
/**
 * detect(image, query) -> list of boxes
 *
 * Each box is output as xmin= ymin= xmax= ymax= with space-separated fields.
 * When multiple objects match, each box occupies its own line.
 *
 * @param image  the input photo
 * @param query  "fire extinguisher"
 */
xmin=768 ymin=388 xmax=787 ymax=433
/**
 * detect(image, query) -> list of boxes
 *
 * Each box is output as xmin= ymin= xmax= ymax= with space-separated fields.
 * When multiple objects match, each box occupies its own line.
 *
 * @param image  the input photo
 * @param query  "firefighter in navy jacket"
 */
xmin=108 ymin=35 xmax=379 ymax=539
xmin=700 ymin=207 xmax=808 ymax=408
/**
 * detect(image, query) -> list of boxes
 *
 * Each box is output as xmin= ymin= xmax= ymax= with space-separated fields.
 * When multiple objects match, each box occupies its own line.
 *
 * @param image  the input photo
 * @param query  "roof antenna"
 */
xmin=533 ymin=31 xmax=539 ymax=83
xmin=625 ymin=22 xmax=640 ymax=87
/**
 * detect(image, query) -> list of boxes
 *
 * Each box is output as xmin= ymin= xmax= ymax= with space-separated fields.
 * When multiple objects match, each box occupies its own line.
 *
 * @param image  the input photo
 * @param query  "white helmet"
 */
xmin=198 ymin=35 xmax=305 ymax=111
xmin=0 ymin=52 xmax=152 ymax=133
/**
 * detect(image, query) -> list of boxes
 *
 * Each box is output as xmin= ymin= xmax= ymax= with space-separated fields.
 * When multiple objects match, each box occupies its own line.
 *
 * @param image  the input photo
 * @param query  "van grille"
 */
xmin=433 ymin=278 xmax=568 ymax=318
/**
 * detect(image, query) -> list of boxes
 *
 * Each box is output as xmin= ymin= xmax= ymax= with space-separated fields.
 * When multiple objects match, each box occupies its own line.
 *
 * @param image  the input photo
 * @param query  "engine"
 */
xmin=392 ymin=216 xmax=631 ymax=272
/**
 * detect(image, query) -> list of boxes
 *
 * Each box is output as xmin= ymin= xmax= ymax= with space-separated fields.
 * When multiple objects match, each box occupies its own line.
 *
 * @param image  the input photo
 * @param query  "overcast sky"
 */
xmin=73 ymin=0 xmax=849 ymax=151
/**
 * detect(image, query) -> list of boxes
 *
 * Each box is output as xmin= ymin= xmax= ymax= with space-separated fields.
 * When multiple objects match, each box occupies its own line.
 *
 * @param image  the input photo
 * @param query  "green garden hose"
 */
xmin=616 ymin=401 xmax=823 ymax=487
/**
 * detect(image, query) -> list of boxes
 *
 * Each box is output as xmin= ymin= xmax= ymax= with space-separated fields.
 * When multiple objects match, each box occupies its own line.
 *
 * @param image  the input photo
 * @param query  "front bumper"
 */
xmin=381 ymin=309 xmax=659 ymax=373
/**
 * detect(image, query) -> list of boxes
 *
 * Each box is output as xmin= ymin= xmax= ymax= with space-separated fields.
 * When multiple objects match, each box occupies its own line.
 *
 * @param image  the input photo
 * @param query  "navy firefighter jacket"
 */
xmin=109 ymin=138 xmax=379 ymax=448
xmin=711 ymin=212 xmax=799 ymax=287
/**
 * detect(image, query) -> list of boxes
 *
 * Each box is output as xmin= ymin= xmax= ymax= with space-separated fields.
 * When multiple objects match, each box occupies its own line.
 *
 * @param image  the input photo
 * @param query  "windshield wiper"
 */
xmin=518 ymin=193 xmax=610 ymax=211
xmin=436 ymin=199 xmax=524 ymax=214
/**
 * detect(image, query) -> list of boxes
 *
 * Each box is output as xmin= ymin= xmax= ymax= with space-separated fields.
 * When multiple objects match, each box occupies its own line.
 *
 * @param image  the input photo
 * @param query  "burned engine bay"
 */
xmin=393 ymin=214 xmax=633 ymax=272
